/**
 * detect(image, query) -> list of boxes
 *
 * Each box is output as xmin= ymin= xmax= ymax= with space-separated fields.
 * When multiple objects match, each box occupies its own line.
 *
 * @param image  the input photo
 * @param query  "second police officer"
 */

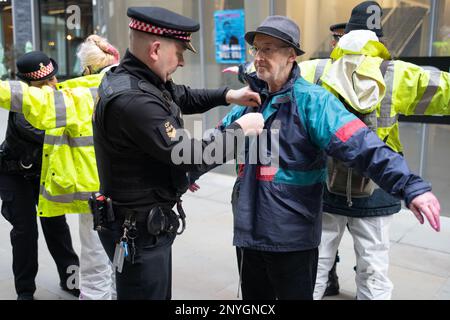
xmin=0 ymin=52 xmax=80 ymax=300
xmin=93 ymin=7 xmax=265 ymax=300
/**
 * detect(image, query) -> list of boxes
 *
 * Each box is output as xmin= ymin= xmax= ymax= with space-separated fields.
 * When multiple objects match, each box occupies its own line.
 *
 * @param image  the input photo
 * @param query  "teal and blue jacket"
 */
xmin=220 ymin=64 xmax=431 ymax=252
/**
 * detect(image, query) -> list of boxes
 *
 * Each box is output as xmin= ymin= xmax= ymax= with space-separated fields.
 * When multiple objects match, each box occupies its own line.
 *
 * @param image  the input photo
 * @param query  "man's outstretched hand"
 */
xmin=409 ymin=192 xmax=441 ymax=232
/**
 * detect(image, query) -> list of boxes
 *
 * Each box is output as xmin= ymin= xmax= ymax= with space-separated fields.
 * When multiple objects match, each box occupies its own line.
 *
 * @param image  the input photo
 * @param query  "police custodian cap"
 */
xmin=330 ymin=23 xmax=347 ymax=33
xmin=127 ymin=7 xmax=200 ymax=53
xmin=16 ymin=51 xmax=58 ymax=82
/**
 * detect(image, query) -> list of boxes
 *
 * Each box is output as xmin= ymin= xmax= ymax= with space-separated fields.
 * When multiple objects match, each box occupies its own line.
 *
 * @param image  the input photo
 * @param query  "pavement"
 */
xmin=0 ymin=172 xmax=449 ymax=300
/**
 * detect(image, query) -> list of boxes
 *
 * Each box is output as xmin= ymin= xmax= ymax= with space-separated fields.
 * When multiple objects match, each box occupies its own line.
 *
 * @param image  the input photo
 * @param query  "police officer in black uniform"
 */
xmin=0 ymin=52 xmax=80 ymax=300
xmin=329 ymin=23 xmax=346 ymax=49
xmin=93 ymin=7 xmax=264 ymax=300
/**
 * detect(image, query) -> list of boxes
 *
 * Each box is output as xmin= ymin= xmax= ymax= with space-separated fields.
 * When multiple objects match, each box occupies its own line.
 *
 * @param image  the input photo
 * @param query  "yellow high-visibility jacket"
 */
xmin=299 ymin=39 xmax=450 ymax=153
xmin=0 ymin=74 xmax=103 ymax=217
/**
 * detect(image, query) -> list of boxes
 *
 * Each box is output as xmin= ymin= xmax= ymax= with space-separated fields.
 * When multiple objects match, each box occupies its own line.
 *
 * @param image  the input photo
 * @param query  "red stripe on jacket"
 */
xmin=256 ymin=166 xmax=278 ymax=182
xmin=238 ymin=164 xmax=245 ymax=178
xmin=335 ymin=119 xmax=367 ymax=143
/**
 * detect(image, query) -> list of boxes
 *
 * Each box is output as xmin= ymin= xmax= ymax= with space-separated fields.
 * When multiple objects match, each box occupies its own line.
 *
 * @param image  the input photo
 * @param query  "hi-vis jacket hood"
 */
xmin=321 ymin=30 xmax=391 ymax=114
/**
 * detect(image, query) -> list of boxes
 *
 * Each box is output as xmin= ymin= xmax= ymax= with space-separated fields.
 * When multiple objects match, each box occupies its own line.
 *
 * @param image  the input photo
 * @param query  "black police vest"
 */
xmin=94 ymin=70 xmax=189 ymax=205
xmin=0 ymin=113 xmax=43 ymax=176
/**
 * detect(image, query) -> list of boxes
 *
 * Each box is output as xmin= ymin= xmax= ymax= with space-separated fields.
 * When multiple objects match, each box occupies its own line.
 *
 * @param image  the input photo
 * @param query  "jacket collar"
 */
xmin=118 ymin=49 xmax=165 ymax=88
xmin=100 ymin=63 xmax=119 ymax=74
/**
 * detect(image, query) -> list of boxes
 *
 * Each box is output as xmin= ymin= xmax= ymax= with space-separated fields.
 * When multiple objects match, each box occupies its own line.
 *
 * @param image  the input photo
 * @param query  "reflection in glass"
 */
xmin=39 ymin=0 xmax=93 ymax=79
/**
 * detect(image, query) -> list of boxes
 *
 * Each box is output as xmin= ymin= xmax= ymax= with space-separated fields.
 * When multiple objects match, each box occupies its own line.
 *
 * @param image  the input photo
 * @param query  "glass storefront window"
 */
xmin=93 ymin=0 xmax=270 ymax=93
xmin=417 ymin=0 xmax=450 ymax=214
xmin=0 ymin=0 xmax=12 ymax=80
xmin=275 ymin=0 xmax=433 ymax=59
xmin=39 ymin=0 xmax=93 ymax=79
xmin=433 ymin=0 xmax=450 ymax=57
xmin=399 ymin=121 xmax=450 ymax=216
xmin=93 ymin=0 xmax=201 ymax=88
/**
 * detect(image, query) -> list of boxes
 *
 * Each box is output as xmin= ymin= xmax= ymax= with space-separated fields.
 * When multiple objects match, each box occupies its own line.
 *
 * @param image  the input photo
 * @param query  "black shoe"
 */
xmin=17 ymin=294 xmax=34 ymax=300
xmin=324 ymin=261 xmax=340 ymax=297
xmin=60 ymin=282 xmax=80 ymax=298
xmin=324 ymin=280 xmax=340 ymax=297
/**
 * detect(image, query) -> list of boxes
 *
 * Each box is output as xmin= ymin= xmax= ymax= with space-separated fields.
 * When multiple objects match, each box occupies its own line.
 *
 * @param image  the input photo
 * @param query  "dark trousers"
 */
xmin=0 ymin=174 xmax=79 ymax=296
xmin=236 ymin=247 xmax=319 ymax=300
xmin=98 ymin=219 xmax=174 ymax=300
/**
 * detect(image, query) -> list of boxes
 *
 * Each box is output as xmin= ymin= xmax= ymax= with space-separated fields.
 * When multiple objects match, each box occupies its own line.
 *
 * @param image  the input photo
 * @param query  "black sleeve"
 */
xmin=118 ymin=94 xmax=242 ymax=173
xmin=168 ymin=82 xmax=230 ymax=115
xmin=187 ymin=125 xmax=234 ymax=184
xmin=188 ymin=171 xmax=203 ymax=185
xmin=13 ymin=113 xmax=45 ymax=145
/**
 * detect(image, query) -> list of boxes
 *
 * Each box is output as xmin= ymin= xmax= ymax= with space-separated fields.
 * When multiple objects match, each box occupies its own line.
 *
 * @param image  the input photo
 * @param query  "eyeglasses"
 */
xmin=249 ymin=45 xmax=291 ymax=57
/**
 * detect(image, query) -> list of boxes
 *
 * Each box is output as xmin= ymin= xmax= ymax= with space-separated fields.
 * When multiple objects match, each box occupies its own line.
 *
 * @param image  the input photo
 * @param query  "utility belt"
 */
xmin=88 ymin=192 xmax=186 ymax=235
xmin=114 ymin=203 xmax=186 ymax=237
xmin=89 ymin=192 xmax=187 ymax=272
xmin=0 ymin=149 xmax=39 ymax=178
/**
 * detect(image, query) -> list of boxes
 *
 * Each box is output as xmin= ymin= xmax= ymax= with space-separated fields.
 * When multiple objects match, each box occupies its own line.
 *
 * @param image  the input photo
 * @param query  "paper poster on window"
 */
xmin=214 ymin=10 xmax=246 ymax=64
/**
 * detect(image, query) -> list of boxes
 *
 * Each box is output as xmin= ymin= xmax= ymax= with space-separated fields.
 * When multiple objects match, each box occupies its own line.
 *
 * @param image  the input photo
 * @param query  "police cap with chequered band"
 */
xmin=127 ymin=7 xmax=200 ymax=53
xmin=330 ymin=23 xmax=347 ymax=36
xmin=16 ymin=51 xmax=58 ymax=82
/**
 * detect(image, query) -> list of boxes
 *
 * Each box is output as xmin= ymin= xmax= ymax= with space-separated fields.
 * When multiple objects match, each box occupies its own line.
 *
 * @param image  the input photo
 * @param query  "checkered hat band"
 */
xmin=129 ymin=19 xmax=192 ymax=41
xmin=24 ymin=62 xmax=54 ymax=80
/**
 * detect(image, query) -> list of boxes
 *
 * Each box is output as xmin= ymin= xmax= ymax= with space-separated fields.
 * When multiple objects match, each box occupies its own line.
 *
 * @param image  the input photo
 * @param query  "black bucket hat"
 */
xmin=16 ymin=51 xmax=58 ymax=82
xmin=245 ymin=15 xmax=305 ymax=56
xmin=345 ymin=1 xmax=384 ymax=37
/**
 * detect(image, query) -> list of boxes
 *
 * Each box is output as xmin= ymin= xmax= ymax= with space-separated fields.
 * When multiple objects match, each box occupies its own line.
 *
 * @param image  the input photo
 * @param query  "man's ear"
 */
xmin=148 ymin=41 xmax=162 ymax=61
xmin=287 ymin=48 xmax=297 ymax=63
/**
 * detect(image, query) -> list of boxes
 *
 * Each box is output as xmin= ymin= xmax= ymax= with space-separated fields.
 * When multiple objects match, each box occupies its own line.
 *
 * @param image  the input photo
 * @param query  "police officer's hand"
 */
xmin=235 ymin=113 xmax=265 ymax=136
xmin=189 ymin=183 xmax=200 ymax=193
xmin=226 ymin=86 xmax=261 ymax=107
xmin=409 ymin=192 xmax=441 ymax=232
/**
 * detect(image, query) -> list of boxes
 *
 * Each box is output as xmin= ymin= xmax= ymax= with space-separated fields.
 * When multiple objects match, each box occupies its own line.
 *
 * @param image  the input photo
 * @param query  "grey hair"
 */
xmin=77 ymin=35 xmax=120 ymax=74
